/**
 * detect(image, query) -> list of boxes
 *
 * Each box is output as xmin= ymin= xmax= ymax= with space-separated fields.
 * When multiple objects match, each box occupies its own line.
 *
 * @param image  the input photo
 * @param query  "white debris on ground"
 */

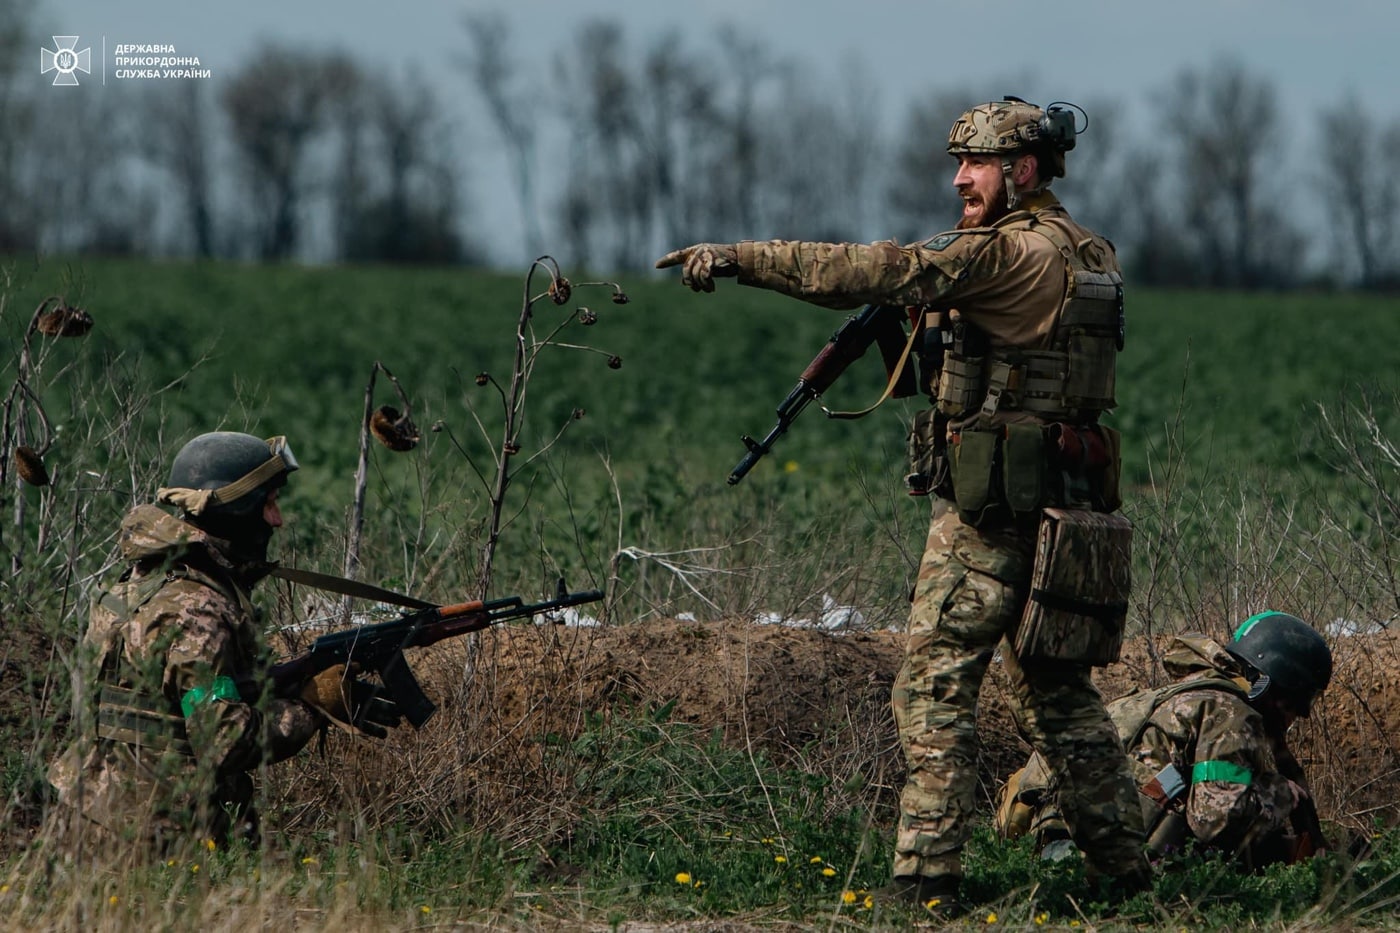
xmin=752 ymin=594 xmax=879 ymax=632
xmin=535 ymin=605 xmax=601 ymax=627
xmin=1327 ymin=617 xmax=1388 ymax=637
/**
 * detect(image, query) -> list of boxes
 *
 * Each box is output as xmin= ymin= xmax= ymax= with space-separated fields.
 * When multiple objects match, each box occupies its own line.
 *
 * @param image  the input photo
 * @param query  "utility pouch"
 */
xmin=1096 ymin=425 xmax=1123 ymax=513
xmin=949 ymin=429 xmax=997 ymax=523
xmin=1002 ymin=423 xmax=1046 ymax=517
xmin=1014 ymin=507 xmax=1132 ymax=666
xmin=906 ymin=408 xmax=942 ymax=496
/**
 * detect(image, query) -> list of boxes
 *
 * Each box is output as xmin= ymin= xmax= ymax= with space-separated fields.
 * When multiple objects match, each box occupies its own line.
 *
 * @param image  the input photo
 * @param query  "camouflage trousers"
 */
xmin=891 ymin=498 xmax=1147 ymax=880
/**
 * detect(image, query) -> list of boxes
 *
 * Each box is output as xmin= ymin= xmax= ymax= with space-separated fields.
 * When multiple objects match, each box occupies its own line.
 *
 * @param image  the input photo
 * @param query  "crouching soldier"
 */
xmin=997 ymin=611 xmax=1333 ymax=870
xmin=45 ymin=431 xmax=401 ymax=861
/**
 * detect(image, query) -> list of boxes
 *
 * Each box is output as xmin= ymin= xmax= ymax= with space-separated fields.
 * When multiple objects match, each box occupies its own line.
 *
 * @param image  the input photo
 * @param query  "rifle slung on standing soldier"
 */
xmin=727 ymin=303 xmax=920 ymax=485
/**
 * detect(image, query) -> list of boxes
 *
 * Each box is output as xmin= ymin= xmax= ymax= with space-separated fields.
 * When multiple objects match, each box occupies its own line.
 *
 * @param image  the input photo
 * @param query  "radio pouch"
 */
xmin=1014 ymin=507 xmax=1132 ymax=666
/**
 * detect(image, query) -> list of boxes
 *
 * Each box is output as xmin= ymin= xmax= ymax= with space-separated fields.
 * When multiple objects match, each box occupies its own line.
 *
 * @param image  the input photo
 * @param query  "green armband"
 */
xmin=181 ymin=675 xmax=241 ymax=717
xmin=1191 ymin=760 xmax=1253 ymax=786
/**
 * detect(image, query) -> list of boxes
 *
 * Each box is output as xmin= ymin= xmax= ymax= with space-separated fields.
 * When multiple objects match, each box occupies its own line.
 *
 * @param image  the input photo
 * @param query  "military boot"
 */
xmin=873 ymin=873 xmax=963 ymax=916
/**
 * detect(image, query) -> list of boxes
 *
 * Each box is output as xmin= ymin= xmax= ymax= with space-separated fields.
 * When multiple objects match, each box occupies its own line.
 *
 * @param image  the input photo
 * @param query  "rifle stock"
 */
xmin=250 ymin=587 xmax=605 ymax=728
xmin=728 ymin=304 xmax=914 ymax=485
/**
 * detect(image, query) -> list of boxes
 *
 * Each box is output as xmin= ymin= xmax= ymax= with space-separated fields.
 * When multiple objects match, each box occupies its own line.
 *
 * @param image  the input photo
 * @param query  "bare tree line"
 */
xmin=4 ymin=4 xmax=1398 ymax=288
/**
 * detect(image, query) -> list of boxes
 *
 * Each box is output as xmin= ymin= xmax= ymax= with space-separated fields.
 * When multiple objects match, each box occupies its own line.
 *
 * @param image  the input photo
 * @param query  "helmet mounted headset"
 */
xmin=946 ymin=96 xmax=1087 ymax=208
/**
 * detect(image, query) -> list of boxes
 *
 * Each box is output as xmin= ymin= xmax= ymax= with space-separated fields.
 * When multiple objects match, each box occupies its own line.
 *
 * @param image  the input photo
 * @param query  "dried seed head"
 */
xmin=474 ymin=372 xmax=490 ymax=387
xmin=611 ymin=292 xmax=630 ymax=305
xmin=14 ymin=446 xmax=50 ymax=487
xmin=36 ymin=303 xmax=94 ymax=338
xmin=548 ymin=277 xmax=572 ymax=305
xmin=572 ymin=408 xmax=586 ymax=420
xmin=369 ymin=405 xmax=420 ymax=452
xmin=606 ymin=355 xmax=623 ymax=370
xmin=577 ymin=307 xmax=598 ymax=326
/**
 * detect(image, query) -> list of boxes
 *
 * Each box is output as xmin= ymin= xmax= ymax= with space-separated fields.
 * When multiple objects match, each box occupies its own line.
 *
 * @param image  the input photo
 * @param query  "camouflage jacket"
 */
xmin=47 ymin=504 xmax=322 ymax=850
xmin=1121 ymin=635 xmax=1298 ymax=850
xmin=1008 ymin=634 xmax=1295 ymax=855
xmin=736 ymin=191 xmax=1116 ymax=353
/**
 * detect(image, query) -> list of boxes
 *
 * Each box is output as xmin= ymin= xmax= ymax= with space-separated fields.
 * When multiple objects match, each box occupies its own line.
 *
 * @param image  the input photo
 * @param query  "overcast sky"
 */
xmin=38 ymin=0 xmax=1400 ymax=266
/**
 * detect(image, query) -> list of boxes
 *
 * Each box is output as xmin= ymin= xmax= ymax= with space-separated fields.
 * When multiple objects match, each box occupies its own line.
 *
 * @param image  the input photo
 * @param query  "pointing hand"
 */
xmin=655 ymin=243 xmax=738 ymax=293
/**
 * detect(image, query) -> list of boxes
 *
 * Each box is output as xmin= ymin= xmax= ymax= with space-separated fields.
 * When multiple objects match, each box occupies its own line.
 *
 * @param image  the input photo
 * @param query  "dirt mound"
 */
xmin=405 ymin=619 xmax=1400 ymax=835
xmin=7 ymin=615 xmax=1397 ymax=856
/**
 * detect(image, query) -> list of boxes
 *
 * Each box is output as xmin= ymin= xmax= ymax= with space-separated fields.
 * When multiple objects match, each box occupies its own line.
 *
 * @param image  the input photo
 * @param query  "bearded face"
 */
xmin=952 ymin=154 xmax=1012 ymax=229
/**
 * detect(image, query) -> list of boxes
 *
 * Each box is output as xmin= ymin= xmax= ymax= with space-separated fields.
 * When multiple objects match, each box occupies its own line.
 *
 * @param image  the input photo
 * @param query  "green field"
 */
xmin=5 ymin=258 xmax=1397 ymax=611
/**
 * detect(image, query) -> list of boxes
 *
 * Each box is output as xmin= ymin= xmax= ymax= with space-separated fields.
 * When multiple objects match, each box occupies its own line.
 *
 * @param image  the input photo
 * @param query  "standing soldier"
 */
xmin=657 ymin=97 xmax=1150 ymax=911
xmin=46 ymin=431 xmax=399 ymax=861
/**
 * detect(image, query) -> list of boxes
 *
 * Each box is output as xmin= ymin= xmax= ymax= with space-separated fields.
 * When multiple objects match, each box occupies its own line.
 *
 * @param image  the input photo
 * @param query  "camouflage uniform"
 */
xmin=1002 ymin=634 xmax=1296 ymax=861
xmin=730 ymin=190 xmax=1148 ymax=884
xmin=46 ymin=503 xmax=322 ymax=856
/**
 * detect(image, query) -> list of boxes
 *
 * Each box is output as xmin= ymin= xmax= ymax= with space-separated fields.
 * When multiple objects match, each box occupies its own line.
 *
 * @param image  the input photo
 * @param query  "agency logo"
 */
xmin=40 ymin=36 xmax=91 ymax=86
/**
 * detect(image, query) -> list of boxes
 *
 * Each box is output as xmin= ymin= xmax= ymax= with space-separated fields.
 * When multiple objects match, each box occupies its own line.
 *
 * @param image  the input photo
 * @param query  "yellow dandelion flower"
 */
xmin=420 ymin=906 xmax=432 ymax=915
xmin=1070 ymin=922 xmax=1081 ymax=928
xmin=862 ymin=894 xmax=874 ymax=910
xmin=761 ymin=837 xmax=775 ymax=845
xmin=190 ymin=864 xmax=199 ymax=874
xmin=924 ymin=898 xmax=942 ymax=909
xmin=301 ymin=857 xmax=317 ymax=866
xmin=784 ymin=460 xmax=799 ymax=473
xmin=166 ymin=859 xmax=176 ymax=867
xmin=821 ymin=867 xmax=836 ymax=877
xmin=774 ymin=855 xmax=788 ymax=864
xmin=205 ymin=839 xmax=216 ymax=852
xmin=0 ymin=885 xmax=9 ymax=894
xmin=694 ymin=880 xmax=705 ymax=889
xmin=810 ymin=856 xmax=823 ymax=864
xmin=108 ymin=895 xmax=119 ymax=906
xmin=674 ymin=872 xmax=692 ymax=885
xmin=986 ymin=912 xmax=998 ymax=924
xmin=842 ymin=890 xmax=857 ymax=905
xmin=1036 ymin=912 xmax=1049 ymax=925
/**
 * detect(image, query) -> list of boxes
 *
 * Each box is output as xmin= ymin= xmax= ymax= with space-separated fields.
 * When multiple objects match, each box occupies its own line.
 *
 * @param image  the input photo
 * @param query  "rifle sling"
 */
xmin=269 ymin=566 xmax=438 ymax=610
xmin=822 ymin=310 xmax=925 ymax=420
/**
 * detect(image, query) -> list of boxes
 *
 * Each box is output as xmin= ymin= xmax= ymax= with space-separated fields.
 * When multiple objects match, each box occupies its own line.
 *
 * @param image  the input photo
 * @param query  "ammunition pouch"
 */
xmin=943 ymin=422 xmax=1122 ymax=526
xmin=936 ymin=348 xmax=987 ymax=417
xmin=96 ymin=683 xmax=195 ymax=757
xmin=1013 ymin=507 xmax=1132 ymax=667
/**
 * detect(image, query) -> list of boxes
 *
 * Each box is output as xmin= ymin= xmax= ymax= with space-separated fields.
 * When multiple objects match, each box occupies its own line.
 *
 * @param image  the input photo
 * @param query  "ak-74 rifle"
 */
xmin=246 ymin=583 xmax=604 ymax=728
xmin=727 ymin=303 xmax=920 ymax=485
